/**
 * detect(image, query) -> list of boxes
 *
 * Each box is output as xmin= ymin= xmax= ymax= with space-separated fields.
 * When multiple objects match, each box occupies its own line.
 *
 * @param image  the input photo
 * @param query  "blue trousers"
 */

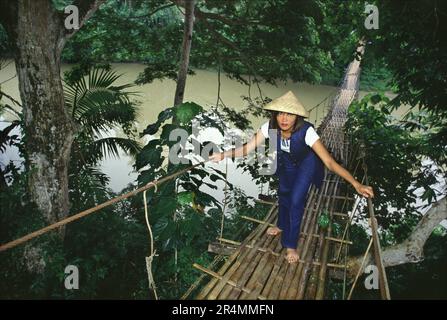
xmin=277 ymin=152 xmax=319 ymax=249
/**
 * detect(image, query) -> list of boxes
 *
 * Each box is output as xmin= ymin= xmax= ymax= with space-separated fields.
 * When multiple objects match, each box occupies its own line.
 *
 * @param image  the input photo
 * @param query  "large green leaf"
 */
xmin=91 ymin=137 xmax=141 ymax=161
xmin=135 ymin=139 xmax=162 ymax=170
xmin=209 ymin=173 xmax=226 ymax=184
xmin=177 ymin=191 xmax=194 ymax=206
xmin=152 ymin=196 xmax=177 ymax=218
xmin=160 ymin=123 xmax=182 ymax=147
xmin=190 ymin=168 xmax=208 ymax=179
xmin=174 ymin=102 xmax=203 ymax=125
xmin=194 ymin=190 xmax=220 ymax=208
xmin=180 ymin=212 xmax=203 ymax=244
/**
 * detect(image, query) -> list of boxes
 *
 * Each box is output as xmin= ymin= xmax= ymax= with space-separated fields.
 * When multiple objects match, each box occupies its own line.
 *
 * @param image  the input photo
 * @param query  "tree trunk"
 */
xmin=16 ymin=2 xmax=75 ymax=228
xmin=0 ymin=0 xmax=103 ymax=232
xmin=167 ymin=0 xmax=195 ymax=174
xmin=173 ymin=0 xmax=195 ymax=107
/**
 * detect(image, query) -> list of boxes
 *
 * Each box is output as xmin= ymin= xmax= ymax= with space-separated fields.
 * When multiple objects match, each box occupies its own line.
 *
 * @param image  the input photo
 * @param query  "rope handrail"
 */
xmin=307 ymin=89 xmax=338 ymax=112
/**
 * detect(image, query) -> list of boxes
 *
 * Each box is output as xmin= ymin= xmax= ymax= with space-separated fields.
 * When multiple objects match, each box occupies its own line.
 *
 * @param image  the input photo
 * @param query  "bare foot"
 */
xmin=266 ymin=226 xmax=282 ymax=236
xmin=286 ymin=249 xmax=299 ymax=264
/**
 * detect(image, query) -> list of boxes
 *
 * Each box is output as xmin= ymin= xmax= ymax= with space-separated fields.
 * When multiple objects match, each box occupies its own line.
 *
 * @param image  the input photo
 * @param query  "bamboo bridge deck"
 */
xmin=191 ymin=44 xmax=385 ymax=300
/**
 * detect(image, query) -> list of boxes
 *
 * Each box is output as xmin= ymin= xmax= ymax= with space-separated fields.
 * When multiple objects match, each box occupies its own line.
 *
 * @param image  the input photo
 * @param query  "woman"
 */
xmin=209 ymin=91 xmax=374 ymax=264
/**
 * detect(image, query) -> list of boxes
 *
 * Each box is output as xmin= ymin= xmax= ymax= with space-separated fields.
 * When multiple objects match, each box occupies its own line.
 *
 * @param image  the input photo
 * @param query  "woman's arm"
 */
xmin=311 ymin=140 xmax=374 ymax=198
xmin=209 ymin=129 xmax=265 ymax=162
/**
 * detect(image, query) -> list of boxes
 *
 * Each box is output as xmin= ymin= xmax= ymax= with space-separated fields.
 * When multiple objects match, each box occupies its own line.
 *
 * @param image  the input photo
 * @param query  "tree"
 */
xmin=343 ymin=1 xmax=447 ymax=286
xmin=127 ymin=0 xmax=357 ymax=91
xmin=0 ymin=0 xmax=104 ymax=231
xmin=173 ymin=0 xmax=195 ymax=107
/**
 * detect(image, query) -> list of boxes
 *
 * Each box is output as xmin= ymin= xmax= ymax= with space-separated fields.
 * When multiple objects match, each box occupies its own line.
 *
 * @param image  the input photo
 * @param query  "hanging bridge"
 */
xmin=187 ymin=43 xmax=390 ymax=300
xmin=0 ymin=43 xmax=390 ymax=300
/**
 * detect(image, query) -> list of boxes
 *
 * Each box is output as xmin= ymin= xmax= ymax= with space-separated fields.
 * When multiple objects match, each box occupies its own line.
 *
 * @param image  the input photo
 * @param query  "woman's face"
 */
xmin=276 ymin=112 xmax=297 ymax=132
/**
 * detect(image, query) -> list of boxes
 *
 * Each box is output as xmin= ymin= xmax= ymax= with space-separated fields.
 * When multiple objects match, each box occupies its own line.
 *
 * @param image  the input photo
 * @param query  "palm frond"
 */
xmin=64 ymin=67 xmax=138 ymax=121
xmin=91 ymin=137 xmax=142 ymax=160
xmin=64 ymin=67 xmax=141 ymax=165
xmin=89 ymin=68 xmax=122 ymax=90
xmin=73 ymin=88 xmax=135 ymax=122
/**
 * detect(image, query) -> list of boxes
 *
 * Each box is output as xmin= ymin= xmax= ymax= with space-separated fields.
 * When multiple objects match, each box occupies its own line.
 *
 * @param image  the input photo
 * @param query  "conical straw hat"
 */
xmin=263 ymin=91 xmax=309 ymax=118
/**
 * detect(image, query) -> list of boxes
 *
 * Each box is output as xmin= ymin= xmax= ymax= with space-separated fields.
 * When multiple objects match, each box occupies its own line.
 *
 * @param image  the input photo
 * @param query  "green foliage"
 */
xmin=386 ymin=234 xmax=447 ymax=299
xmin=317 ymin=1 xmax=365 ymax=85
xmin=62 ymin=0 xmax=175 ymax=63
xmin=0 ymin=65 xmax=147 ymax=299
xmin=359 ymin=62 xmax=394 ymax=92
xmin=318 ymin=209 xmax=330 ymax=229
xmin=177 ymin=191 xmax=194 ymax=206
xmin=0 ymin=137 xmax=151 ymax=298
xmin=220 ymin=187 xmax=271 ymax=241
xmin=237 ymin=143 xmax=277 ymax=191
xmin=135 ymin=60 xmax=194 ymax=85
xmin=56 ymin=0 xmax=368 ymax=91
xmin=141 ymin=108 xmax=174 ymax=136
xmin=347 ymin=233 xmax=447 ymax=300
xmin=346 ymin=94 xmax=442 ymax=237
xmin=347 ymin=224 xmax=370 ymax=257
xmin=2 ymin=0 xmax=446 ymax=300
xmin=359 ymin=0 xmax=447 ymax=167
xmin=331 ymin=222 xmax=342 ymax=238
xmin=51 ymin=0 xmax=72 ymax=10
xmin=343 ymin=0 xmax=447 ymax=298
xmin=62 ymin=0 xmax=183 ymax=68
xmin=134 ymin=100 xmax=279 ymax=298
xmin=65 ymin=67 xmax=142 ymax=224
xmin=135 ymin=103 xmax=228 ymax=298
xmin=174 ymin=102 xmax=203 ymax=125
xmin=190 ymin=0 xmax=336 ymax=85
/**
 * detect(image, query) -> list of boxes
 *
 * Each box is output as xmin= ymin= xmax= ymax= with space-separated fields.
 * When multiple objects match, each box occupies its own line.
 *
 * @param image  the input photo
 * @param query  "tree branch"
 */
xmin=195 ymin=10 xmax=259 ymax=26
xmin=127 ymin=3 xmax=175 ymax=19
xmin=0 ymin=89 xmax=22 ymax=107
xmin=0 ymin=89 xmax=22 ymax=118
xmin=199 ymin=17 xmax=264 ymax=100
xmin=58 ymin=0 xmax=105 ymax=49
xmin=173 ymin=0 xmax=195 ymax=107
xmin=174 ymin=0 xmax=259 ymax=26
xmin=346 ymin=196 xmax=447 ymax=278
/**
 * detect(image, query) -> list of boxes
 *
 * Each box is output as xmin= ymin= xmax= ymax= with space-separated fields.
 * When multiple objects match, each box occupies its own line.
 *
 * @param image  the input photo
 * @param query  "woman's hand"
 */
xmin=353 ymin=182 xmax=374 ymax=198
xmin=209 ymin=152 xmax=224 ymax=163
